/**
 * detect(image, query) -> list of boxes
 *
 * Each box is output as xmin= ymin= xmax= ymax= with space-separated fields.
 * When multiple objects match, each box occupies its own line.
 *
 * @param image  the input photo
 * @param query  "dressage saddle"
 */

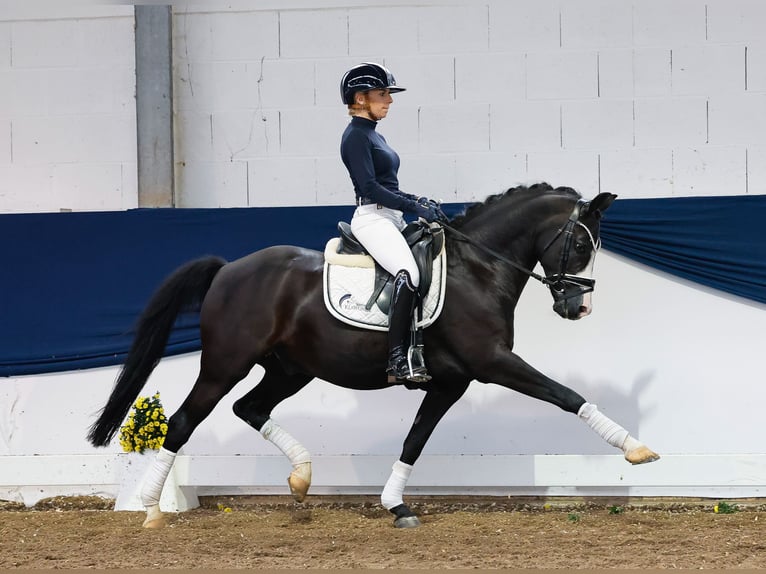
xmin=335 ymin=220 xmax=445 ymax=315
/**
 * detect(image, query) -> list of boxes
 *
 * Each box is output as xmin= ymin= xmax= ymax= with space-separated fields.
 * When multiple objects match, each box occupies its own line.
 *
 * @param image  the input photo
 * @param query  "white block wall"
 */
xmin=2 ymin=1 xmax=765 ymax=212
xmin=0 ymin=5 xmax=136 ymax=213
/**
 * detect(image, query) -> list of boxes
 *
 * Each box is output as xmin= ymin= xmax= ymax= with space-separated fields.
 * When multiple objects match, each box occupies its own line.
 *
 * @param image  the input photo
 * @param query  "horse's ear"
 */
xmin=586 ymin=192 xmax=617 ymax=218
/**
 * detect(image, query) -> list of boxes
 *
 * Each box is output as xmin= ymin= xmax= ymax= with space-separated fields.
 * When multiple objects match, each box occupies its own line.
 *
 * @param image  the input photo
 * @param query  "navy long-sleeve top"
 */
xmin=340 ymin=116 xmax=416 ymax=212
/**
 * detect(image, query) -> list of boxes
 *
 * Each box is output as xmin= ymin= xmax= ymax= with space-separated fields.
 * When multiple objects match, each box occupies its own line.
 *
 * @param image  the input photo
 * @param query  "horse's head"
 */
xmin=537 ymin=191 xmax=617 ymax=320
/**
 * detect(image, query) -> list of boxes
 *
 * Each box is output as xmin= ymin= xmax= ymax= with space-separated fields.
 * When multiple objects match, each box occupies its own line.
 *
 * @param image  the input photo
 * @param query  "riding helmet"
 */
xmin=340 ymin=62 xmax=406 ymax=105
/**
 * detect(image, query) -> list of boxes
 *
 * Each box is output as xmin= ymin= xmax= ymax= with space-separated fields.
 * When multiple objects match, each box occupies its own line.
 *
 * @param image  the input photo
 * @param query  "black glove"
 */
xmin=416 ymin=197 xmax=448 ymax=223
xmin=413 ymin=202 xmax=440 ymax=222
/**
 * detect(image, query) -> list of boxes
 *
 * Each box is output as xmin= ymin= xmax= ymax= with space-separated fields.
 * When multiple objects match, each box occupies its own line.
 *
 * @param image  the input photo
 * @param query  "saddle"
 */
xmin=334 ymin=220 xmax=445 ymax=314
xmin=322 ymin=221 xmax=447 ymax=332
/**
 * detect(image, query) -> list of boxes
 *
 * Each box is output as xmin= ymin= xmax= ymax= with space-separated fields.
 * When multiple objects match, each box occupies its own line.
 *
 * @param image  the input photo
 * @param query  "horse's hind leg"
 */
xmin=232 ymin=356 xmax=314 ymax=502
xmin=140 ymin=366 xmax=243 ymax=528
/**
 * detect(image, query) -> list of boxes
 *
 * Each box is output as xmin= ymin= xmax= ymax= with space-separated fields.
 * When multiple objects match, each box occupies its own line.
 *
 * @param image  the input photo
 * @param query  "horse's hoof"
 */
xmin=287 ymin=461 xmax=312 ymax=503
xmin=394 ymin=515 xmax=421 ymax=528
xmin=142 ymin=516 xmax=167 ymax=529
xmin=625 ymin=445 xmax=661 ymax=465
xmin=142 ymin=504 xmax=166 ymax=528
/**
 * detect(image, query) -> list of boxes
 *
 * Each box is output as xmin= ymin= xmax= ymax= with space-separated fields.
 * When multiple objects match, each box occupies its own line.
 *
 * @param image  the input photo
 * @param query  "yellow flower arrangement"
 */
xmin=118 ymin=392 xmax=168 ymax=453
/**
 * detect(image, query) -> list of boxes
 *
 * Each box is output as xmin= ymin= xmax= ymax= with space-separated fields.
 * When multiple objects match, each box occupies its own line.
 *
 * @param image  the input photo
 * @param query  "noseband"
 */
xmin=441 ymin=198 xmax=598 ymax=300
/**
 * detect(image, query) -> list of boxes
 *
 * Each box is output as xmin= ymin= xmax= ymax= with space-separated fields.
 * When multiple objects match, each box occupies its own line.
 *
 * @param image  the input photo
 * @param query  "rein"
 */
xmin=438 ymin=198 xmax=597 ymax=296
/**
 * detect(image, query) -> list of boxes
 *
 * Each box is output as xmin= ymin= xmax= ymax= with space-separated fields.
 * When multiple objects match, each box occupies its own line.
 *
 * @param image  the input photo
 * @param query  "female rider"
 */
xmin=339 ymin=62 xmax=441 ymax=384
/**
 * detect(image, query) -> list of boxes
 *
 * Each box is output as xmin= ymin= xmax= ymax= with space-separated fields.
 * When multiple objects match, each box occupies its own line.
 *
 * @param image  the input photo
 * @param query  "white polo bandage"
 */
xmin=260 ymin=419 xmax=311 ymax=467
xmin=141 ymin=447 xmax=176 ymax=508
xmin=381 ymin=460 xmax=413 ymax=510
xmin=577 ymin=402 xmax=630 ymax=450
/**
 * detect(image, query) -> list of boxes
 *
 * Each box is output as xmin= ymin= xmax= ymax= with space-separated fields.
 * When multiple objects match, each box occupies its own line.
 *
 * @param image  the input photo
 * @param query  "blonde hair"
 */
xmin=348 ymin=91 xmax=369 ymax=116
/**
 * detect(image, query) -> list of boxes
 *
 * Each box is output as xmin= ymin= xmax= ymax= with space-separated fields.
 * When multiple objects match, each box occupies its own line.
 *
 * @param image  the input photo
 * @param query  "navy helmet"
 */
xmin=340 ymin=62 xmax=406 ymax=105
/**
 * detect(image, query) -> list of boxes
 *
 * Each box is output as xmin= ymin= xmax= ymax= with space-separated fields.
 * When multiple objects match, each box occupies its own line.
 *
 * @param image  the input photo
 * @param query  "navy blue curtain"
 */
xmin=599 ymin=195 xmax=766 ymax=305
xmin=1 ymin=196 xmax=763 ymax=377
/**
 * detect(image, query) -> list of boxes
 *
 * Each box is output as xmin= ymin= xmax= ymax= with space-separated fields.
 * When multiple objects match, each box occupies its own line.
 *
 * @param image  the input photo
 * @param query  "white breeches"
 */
xmin=351 ymin=205 xmax=420 ymax=287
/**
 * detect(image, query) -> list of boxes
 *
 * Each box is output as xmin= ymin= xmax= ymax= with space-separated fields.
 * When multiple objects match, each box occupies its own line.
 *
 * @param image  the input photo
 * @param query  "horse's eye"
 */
xmin=574 ymin=241 xmax=589 ymax=254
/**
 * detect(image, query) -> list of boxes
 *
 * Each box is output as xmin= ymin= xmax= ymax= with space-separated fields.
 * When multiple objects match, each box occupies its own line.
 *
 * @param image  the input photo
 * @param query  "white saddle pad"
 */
xmin=322 ymin=237 xmax=447 ymax=332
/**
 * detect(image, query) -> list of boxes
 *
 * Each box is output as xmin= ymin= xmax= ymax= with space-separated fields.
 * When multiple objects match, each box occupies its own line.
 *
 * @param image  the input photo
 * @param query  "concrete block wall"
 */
xmin=0 ymin=6 xmax=136 ymax=213
xmin=1 ymin=1 xmax=765 ymax=212
xmin=173 ymin=0 xmax=766 ymax=209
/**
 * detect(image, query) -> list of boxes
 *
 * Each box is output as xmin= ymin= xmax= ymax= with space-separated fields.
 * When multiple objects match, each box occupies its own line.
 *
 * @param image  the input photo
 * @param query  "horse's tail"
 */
xmin=87 ymin=255 xmax=227 ymax=447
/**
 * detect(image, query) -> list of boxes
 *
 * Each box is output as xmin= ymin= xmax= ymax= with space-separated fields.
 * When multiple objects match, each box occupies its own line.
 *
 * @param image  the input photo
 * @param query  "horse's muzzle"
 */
xmin=548 ymin=275 xmax=595 ymax=320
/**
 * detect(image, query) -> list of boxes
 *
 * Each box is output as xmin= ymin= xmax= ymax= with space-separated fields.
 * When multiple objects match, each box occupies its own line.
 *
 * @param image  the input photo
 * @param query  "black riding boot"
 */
xmin=386 ymin=271 xmax=429 ymax=384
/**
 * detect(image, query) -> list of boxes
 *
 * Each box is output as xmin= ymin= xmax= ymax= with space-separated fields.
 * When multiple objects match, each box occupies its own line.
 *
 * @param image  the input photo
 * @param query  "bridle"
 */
xmin=440 ymin=198 xmax=599 ymax=301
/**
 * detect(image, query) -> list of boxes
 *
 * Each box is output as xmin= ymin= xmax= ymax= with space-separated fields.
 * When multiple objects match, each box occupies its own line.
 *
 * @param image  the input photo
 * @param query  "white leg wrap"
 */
xmin=140 ymin=447 xmax=176 ymax=508
xmin=578 ymin=402 xmax=637 ymax=451
xmin=381 ymin=460 xmax=413 ymax=510
xmin=260 ymin=419 xmax=311 ymax=467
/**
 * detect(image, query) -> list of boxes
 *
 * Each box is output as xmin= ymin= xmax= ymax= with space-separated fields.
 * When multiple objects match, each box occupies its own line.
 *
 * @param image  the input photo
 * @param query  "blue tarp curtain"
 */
xmin=1 ymin=195 xmax=763 ymax=377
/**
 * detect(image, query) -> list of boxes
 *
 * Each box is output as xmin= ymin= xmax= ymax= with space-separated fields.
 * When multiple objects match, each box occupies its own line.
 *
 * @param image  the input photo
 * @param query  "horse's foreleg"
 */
xmin=382 ymin=382 xmax=469 ymax=528
xmin=577 ymin=402 xmax=660 ymax=464
xmin=479 ymin=348 xmax=659 ymax=465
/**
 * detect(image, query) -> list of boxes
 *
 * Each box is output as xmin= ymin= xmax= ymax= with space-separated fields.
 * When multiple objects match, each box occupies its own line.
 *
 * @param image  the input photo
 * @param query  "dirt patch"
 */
xmin=1 ymin=495 xmax=764 ymax=569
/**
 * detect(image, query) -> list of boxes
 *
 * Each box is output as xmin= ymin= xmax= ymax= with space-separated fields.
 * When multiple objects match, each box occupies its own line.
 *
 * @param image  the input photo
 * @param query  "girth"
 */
xmin=335 ymin=221 xmax=445 ymax=314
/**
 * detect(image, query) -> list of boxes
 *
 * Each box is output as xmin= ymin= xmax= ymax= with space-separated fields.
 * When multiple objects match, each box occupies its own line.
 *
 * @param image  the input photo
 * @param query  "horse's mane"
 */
xmin=449 ymin=182 xmax=580 ymax=226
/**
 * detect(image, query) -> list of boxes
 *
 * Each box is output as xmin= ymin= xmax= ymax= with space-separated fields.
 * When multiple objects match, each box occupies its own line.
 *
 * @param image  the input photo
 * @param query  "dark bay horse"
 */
xmin=88 ymin=183 xmax=659 ymax=529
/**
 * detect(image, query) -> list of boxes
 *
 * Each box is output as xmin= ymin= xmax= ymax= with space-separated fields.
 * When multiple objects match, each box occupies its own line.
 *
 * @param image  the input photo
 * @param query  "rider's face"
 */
xmin=357 ymin=89 xmax=393 ymax=121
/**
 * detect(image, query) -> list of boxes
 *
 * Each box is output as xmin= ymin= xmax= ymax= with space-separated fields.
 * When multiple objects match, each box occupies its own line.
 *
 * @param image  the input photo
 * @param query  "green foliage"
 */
xmin=567 ymin=512 xmax=581 ymax=523
xmin=608 ymin=505 xmax=624 ymax=515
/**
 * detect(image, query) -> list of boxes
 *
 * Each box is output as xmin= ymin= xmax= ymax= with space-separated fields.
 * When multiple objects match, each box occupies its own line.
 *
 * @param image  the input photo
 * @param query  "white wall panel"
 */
xmin=562 ymin=100 xmax=634 ymax=150
xmin=175 ymin=160 xmax=249 ymax=208
xmin=599 ymin=149 xmax=673 ymax=198
xmin=560 ymin=0 xmax=633 ymax=49
xmin=454 ymin=152 xmax=527 ymax=202
xmin=0 ymin=22 xmax=10 ymax=68
xmin=418 ymin=5 xmax=488 ymax=54
xmin=671 ymin=45 xmax=745 ymax=96
xmin=12 ymin=115 xmax=135 ymax=165
xmin=52 ymin=163 xmax=136 ymax=211
xmin=633 ymin=0 xmax=706 ymax=47
xmin=633 ymin=48 xmax=671 ymax=97
xmin=707 ymin=0 xmax=766 ymax=45
xmin=279 ymin=10 xmax=348 ymax=58
xmin=280 ymin=107 xmax=342 ymax=156
xmin=597 ymin=49 xmax=633 ymax=98
xmin=348 ymin=8 xmax=418 ymax=57
xmin=0 ymin=164 xmax=54 ymax=211
xmin=316 ymin=155 xmax=353 ymax=205
xmin=455 ymin=52 xmax=525 ymax=103
xmin=709 ymin=95 xmax=766 ymax=146
xmin=174 ymin=111 xmax=213 ymax=162
xmin=173 ymin=13 xmax=213 ymax=63
xmin=526 ymin=51 xmax=598 ymax=100
xmin=491 ymin=101 xmax=560 ymax=152
xmin=672 ymin=147 xmax=747 ymax=197
xmin=747 ymin=46 xmax=766 ymax=92
xmin=211 ymin=109 xmax=280 ymax=161
xmin=10 ymin=20 xmax=78 ymax=68
xmin=0 ymin=70 xmax=48 ymax=118
xmin=634 ymin=98 xmax=707 ymax=148
xmin=0 ymin=119 xmax=9 ymax=164
xmin=488 ymin=1 xmax=560 ymax=51
xmin=526 ymin=150 xmax=599 ymax=193
xmin=748 ymin=147 xmax=766 ymax=194
xmin=247 ymin=157 xmax=317 ymax=206
xmin=209 ymin=11 xmax=279 ymax=61
xmin=418 ymin=103 xmax=489 ymax=154
xmin=397 ymin=153 xmax=456 ymax=200
xmin=383 ymin=55 xmax=455 ymax=105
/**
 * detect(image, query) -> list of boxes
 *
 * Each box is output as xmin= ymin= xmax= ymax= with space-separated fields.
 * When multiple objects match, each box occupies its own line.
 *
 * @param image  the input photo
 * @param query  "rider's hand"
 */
xmin=412 ymin=201 xmax=441 ymax=223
